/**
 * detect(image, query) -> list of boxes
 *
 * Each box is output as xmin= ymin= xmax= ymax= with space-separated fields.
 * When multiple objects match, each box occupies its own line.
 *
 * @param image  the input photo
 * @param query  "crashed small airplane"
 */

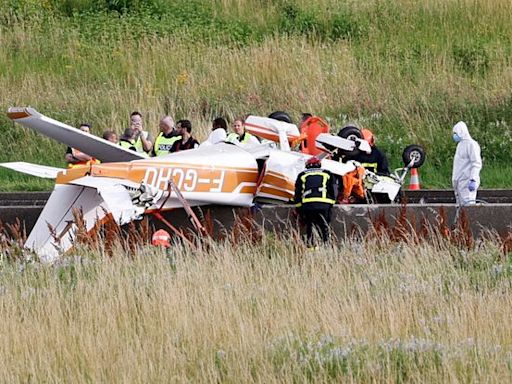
xmin=1 ymin=107 xmax=425 ymax=260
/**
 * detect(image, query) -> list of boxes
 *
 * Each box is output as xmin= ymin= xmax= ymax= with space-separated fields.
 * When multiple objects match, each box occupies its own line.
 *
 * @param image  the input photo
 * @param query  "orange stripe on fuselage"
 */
xmin=244 ymin=122 xmax=300 ymax=143
xmin=258 ymin=185 xmax=293 ymax=200
xmin=57 ymin=162 xmax=259 ymax=195
xmin=7 ymin=110 xmax=31 ymax=120
xmin=259 ymin=173 xmax=294 ymax=191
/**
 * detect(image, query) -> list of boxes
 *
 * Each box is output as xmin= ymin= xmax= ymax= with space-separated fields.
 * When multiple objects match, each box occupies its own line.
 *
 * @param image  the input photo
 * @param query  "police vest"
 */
xmin=296 ymin=169 xmax=336 ymax=207
xmin=226 ymin=132 xmax=255 ymax=144
xmin=154 ymin=132 xmax=182 ymax=156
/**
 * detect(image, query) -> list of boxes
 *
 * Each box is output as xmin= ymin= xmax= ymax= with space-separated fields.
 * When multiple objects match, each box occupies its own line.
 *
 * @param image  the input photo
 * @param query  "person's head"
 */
xmin=305 ymin=156 xmax=322 ymax=169
xmin=301 ymin=113 xmax=312 ymax=124
xmin=232 ymin=119 xmax=245 ymax=136
xmin=361 ymin=128 xmax=375 ymax=147
xmin=121 ymin=127 xmax=135 ymax=141
xmin=452 ymin=121 xmax=469 ymax=142
xmin=79 ymin=123 xmax=91 ymax=133
xmin=159 ymin=116 xmax=175 ymax=134
xmin=179 ymin=119 xmax=192 ymax=137
xmin=130 ymin=111 xmax=143 ymax=131
xmin=102 ymin=130 xmax=118 ymax=143
xmin=212 ymin=117 xmax=228 ymax=131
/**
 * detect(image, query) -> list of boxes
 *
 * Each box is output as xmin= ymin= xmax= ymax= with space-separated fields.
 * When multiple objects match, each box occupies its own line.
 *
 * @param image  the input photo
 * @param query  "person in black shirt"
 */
xmin=170 ymin=120 xmax=199 ymax=152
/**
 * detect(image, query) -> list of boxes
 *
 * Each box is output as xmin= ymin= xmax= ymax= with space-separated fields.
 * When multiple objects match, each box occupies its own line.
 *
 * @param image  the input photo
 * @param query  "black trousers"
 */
xmin=298 ymin=206 xmax=332 ymax=246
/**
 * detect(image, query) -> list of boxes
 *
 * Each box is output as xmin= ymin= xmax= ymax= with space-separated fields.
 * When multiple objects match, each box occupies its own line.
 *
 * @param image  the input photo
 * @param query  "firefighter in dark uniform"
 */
xmin=294 ymin=156 xmax=337 ymax=246
xmin=345 ymin=128 xmax=390 ymax=175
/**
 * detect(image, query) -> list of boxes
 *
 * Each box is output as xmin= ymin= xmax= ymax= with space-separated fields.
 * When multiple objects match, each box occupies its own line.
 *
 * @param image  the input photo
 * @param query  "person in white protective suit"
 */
xmin=452 ymin=121 xmax=482 ymax=205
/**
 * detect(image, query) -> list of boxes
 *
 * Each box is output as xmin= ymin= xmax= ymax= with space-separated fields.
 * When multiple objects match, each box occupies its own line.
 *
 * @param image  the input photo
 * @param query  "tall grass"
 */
xmin=0 ymin=234 xmax=511 ymax=381
xmin=1 ymin=0 xmax=511 ymax=189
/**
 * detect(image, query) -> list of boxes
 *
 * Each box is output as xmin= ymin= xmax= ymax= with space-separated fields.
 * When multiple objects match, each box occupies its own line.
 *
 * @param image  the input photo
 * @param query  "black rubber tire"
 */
xmin=402 ymin=144 xmax=426 ymax=168
xmin=337 ymin=126 xmax=362 ymax=141
xmin=336 ymin=126 xmax=362 ymax=157
xmin=268 ymin=111 xmax=293 ymax=124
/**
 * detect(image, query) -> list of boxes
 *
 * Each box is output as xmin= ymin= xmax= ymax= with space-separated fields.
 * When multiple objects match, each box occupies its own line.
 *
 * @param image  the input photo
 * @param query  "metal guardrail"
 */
xmin=2 ymin=190 xmax=511 ymax=206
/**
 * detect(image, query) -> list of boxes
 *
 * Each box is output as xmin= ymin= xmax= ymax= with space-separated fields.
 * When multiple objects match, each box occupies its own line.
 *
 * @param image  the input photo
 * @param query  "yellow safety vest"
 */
xmin=226 ymin=132 xmax=255 ymax=144
xmin=361 ymin=162 xmax=378 ymax=173
xmin=153 ymin=132 xmax=182 ymax=156
xmin=119 ymin=140 xmax=135 ymax=151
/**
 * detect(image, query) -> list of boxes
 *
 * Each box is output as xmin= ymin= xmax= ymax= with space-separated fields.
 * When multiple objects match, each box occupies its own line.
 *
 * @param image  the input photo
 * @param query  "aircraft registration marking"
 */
xmin=142 ymin=167 xmax=225 ymax=192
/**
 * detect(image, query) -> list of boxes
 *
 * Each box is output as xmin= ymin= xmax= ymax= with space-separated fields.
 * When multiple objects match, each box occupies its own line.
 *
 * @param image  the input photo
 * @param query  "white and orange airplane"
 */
xmin=1 ymin=107 xmax=422 ymax=260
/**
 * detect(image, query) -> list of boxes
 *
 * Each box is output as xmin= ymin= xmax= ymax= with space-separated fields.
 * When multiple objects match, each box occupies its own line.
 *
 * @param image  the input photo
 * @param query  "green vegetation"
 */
xmin=0 ymin=233 xmax=511 ymax=381
xmin=1 ymin=0 xmax=511 ymax=189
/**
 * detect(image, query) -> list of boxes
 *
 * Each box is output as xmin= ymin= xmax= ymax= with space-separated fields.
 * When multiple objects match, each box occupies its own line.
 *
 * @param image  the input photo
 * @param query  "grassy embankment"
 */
xmin=0 ymin=0 xmax=511 ymax=190
xmin=0 ymin=232 xmax=511 ymax=382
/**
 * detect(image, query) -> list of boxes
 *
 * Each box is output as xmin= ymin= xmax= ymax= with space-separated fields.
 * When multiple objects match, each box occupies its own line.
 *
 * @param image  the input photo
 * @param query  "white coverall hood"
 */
xmin=452 ymin=121 xmax=472 ymax=140
xmin=451 ymin=121 xmax=482 ymax=205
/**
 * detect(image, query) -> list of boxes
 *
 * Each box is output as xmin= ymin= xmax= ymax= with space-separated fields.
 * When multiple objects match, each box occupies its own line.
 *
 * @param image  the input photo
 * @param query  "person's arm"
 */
xmin=468 ymin=141 xmax=482 ymax=182
xmin=140 ymin=131 xmax=153 ymax=152
xmin=71 ymin=150 xmax=93 ymax=162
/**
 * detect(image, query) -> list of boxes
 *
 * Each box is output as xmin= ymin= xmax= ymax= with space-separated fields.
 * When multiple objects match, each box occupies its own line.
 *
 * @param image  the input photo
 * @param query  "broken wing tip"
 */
xmin=7 ymin=107 xmax=33 ymax=120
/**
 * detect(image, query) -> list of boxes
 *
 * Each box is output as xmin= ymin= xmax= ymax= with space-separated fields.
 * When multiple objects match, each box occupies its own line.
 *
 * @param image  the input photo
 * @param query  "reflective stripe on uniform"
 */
xmin=361 ymin=162 xmax=378 ymax=172
xmin=300 ymin=171 xmax=334 ymax=205
xmin=154 ymin=132 xmax=181 ymax=156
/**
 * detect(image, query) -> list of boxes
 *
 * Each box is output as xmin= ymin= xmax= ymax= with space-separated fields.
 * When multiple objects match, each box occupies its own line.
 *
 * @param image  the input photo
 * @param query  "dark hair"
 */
xmin=130 ymin=111 xmax=142 ymax=118
xmin=180 ymin=119 xmax=192 ymax=133
xmin=212 ymin=117 xmax=228 ymax=130
xmin=121 ymin=127 xmax=135 ymax=139
xmin=301 ymin=113 xmax=312 ymax=122
xmin=102 ymin=130 xmax=116 ymax=140
xmin=79 ymin=123 xmax=91 ymax=129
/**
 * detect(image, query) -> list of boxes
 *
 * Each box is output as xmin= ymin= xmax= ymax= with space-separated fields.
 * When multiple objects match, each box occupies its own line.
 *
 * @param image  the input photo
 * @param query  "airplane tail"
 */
xmin=26 ymin=179 xmax=139 ymax=261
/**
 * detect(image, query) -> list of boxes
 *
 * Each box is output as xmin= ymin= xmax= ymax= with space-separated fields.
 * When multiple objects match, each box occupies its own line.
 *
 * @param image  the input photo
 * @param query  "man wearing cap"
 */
xmin=294 ymin=157 xmax=337 ymax=246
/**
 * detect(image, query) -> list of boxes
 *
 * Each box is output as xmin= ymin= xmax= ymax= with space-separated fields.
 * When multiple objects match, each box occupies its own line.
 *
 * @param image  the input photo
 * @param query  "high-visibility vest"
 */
xmin=119 ymin=139 xmax=136 ymax=151
xmin=67 ymin=148 xmax=100 ymax=168
xmin=296 ymin=169 xmax=336 ymax=207
xmin=361 ymin=162 xmax=378 ymax=173
xmin=226 ymin=131 xmax=255 ymax=144
xmin=133 ymin=131 xmax=153 ymax=154
xmin=153 ymin=132 xmax=182 ymax=156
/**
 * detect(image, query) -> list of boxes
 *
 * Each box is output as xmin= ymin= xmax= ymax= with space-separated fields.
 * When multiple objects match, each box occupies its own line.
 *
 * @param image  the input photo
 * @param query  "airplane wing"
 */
xmin=26 ymin=177 xmax=140 ymax=261
xmin=0 ymin=161 xmax=62 ymax=178
xmin=7 ymin=107 xmax=147 ymax=162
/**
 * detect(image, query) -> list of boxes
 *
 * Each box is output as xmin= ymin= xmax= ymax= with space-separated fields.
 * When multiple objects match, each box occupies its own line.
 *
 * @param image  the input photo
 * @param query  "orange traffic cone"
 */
xmin=409 ymin=168 xmax=421 ymax=190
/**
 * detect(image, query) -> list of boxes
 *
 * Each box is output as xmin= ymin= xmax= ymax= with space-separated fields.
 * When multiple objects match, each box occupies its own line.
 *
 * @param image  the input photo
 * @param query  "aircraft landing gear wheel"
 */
xmin=268 ymin=111 xmax=293 ymax=124
xmin=337 ymin=126 xmax=362 ymax=157
xmin=337 ymin=126 xmax=362 ymax=141
xmin=402 ymin=144 xmax=426 ymax=168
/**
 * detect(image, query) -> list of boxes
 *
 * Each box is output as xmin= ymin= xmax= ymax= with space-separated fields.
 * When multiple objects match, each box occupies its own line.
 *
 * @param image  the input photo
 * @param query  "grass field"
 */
xmin=0 ymin=0 xmax=511 ymax=189
xmin=0 ymin=232 xmax=511 ymax=382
